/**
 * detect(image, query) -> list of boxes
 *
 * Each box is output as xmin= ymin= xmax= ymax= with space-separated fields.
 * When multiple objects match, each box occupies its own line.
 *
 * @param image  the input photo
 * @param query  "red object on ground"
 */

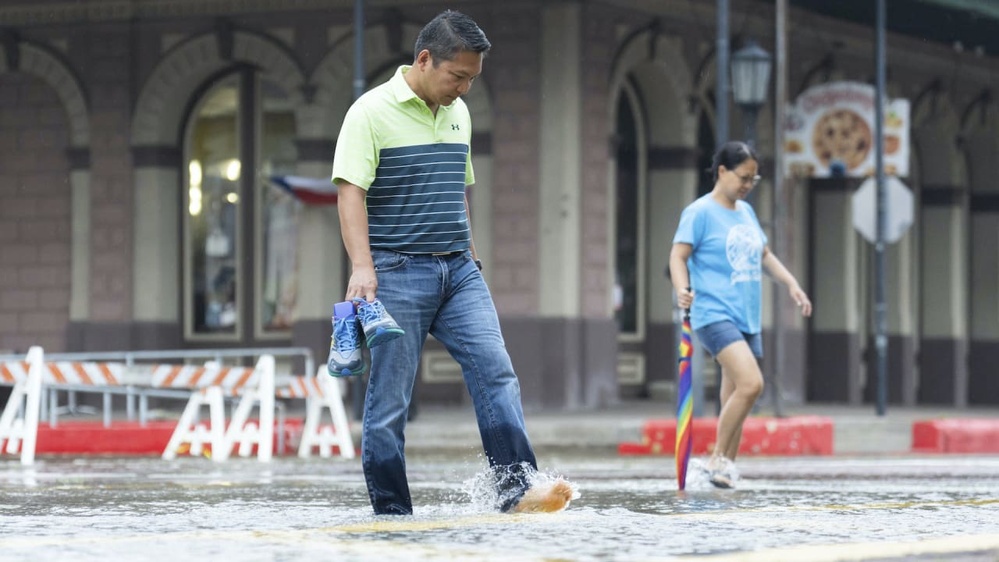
xmin=34 ymin=421 xmax=177 ymax=455
xmin=29 ymin=419 xmax=311 ymax=456
xmin=617 ymin=416 xmax=834 ymax=456
xmin=912 ymin=419 xmax=999 ymax=453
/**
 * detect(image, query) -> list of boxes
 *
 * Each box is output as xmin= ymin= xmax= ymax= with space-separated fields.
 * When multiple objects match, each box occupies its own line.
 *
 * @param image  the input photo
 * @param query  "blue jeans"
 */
xmin=695 ymin=320 xmax=764 ymax=359
xmin=362 ymin=249 xmax=537 ymax=515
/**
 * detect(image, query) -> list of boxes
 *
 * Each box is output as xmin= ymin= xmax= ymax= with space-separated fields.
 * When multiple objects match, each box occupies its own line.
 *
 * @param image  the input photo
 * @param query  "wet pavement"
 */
xmin=2 ymin=452 xmax=998 ymax=561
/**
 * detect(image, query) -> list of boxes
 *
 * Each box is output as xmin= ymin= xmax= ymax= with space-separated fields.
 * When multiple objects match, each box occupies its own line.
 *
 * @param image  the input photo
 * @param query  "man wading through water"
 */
xmin=330 ymin=9 xmax=574 ymax=515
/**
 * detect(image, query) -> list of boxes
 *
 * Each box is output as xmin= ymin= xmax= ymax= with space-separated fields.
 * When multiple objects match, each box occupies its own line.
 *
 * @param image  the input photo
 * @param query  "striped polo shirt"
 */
xmin=331 ymin=65 xmax=475 ymax=254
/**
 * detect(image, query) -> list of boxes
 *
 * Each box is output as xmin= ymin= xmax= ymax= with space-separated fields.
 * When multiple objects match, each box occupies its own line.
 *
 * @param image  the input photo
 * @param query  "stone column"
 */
xmin=289 ymin=138 xmax=342 ymax=372
xmin=969 ymin=201 xmax=999 ymax=405
xmin=918 ymin=187 xmax=968 ymax=406
xmin=538 ymin=3 xmax=583 ymax=319
xmin=808 ymin=180 xmax=862 ymax=403
xmin=130 ymin=156 xmax=182 ymax=348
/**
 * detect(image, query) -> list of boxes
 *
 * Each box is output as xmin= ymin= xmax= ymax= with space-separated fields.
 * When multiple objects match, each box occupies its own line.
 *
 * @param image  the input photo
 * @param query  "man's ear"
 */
xmin=415 ymin=49 xmax=432 ymax=69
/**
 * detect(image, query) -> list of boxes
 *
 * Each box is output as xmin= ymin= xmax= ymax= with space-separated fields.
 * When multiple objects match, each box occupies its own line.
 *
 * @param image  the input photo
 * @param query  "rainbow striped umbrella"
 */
xmin=675 ymin=310 xmax=693 ymax=490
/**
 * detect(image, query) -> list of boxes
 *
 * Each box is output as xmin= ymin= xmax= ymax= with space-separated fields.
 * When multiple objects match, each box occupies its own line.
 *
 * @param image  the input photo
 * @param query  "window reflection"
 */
xmin=615 ymin=93 xmax=639 ymax=335
xmin=186 ymin=77 xmax=240 ymax=336
xmin=259 ymin=79 xmax=298 ymax=333
xmin=183 ymin=73 xmax=299 ymax=340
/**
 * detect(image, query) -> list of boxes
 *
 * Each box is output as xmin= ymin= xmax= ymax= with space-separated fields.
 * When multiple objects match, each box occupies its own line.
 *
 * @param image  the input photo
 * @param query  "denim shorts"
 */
xmin=694 ymin=320 xmax=763 ymax=359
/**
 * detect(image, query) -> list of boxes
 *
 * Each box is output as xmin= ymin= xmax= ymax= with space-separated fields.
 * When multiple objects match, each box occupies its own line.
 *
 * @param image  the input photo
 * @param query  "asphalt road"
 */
xmin=1 ymin=452 xmax=997 ymax=561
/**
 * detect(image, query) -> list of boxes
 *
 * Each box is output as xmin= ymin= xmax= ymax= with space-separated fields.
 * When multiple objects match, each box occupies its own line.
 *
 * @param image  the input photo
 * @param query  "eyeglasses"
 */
xmin=733 ymin=172 xmax=762 ymax=187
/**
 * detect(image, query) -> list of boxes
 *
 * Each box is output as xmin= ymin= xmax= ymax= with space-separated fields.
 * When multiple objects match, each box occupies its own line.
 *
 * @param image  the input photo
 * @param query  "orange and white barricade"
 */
xmin=276 ymin=368 xmax=355 ymax=459
xmin=0 ymin=346 xmax=45 ymax=465
xmin=161 ymin=355 xmax=275 ymax=463
xmin=1 ymin=348 xmax=333 ymax=464
xmin=1 ymin=347 xmax=128 ymax=465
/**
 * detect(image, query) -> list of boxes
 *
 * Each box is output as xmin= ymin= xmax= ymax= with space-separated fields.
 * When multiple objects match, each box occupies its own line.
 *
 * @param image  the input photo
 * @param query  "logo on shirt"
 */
xmin=726 ymin=224 xmax=763 ymax=284
xmin=452 ymin=124 xmax=460 ymax=131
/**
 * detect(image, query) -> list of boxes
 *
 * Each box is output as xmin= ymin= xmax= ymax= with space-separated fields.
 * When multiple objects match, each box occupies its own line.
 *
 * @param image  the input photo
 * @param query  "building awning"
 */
xmin=788 ymin=0 xmax=999 ymax=56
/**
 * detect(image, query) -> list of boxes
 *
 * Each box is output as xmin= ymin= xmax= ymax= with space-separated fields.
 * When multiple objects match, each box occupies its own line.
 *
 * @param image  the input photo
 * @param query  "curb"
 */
xmin=618 ymin=416 xmax=834 ymax=456
xmin=912 ymin=419 xmax=999 ymax=454
xmin=30 ymin=419 xmax=315 ymax=456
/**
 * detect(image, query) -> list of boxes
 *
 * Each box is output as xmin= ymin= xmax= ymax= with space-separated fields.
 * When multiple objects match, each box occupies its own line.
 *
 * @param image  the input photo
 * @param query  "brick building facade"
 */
xmin=0 ymin=0 xmax=997 ymax=409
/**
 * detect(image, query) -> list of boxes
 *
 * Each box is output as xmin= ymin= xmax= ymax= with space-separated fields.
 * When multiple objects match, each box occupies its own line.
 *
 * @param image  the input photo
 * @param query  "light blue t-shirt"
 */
xmin=672 ymin=194 xmax=768 ymax=334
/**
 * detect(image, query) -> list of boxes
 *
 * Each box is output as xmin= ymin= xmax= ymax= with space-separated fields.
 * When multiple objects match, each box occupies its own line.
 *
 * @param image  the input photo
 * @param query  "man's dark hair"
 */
xmin=414 ymin=10 xmax=491 ymax=65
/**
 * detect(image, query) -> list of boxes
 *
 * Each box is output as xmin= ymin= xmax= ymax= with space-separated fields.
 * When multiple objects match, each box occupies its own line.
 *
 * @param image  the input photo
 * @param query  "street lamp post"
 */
xmin=730 ymin=40 xmax=773 ymax=150
xmin=730 ymin=40 xmax=781 ymax=415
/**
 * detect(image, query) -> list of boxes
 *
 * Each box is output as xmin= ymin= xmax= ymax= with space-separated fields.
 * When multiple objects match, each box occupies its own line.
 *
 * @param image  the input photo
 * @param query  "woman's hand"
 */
xmin=789 ymin=286 xmax=812 ymax=317
xmin=677 ymin=288 xmax=694 ymax=310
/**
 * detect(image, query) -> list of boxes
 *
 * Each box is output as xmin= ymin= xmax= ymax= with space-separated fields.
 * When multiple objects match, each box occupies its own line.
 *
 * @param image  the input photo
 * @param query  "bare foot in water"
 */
xmin=512 ymin=478 xmax=575 ymax=513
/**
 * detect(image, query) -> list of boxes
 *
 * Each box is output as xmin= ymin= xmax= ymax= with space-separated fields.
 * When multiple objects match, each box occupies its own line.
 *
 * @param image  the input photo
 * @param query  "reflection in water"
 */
xmin=0 ymin=455 xmax=997 ymax=561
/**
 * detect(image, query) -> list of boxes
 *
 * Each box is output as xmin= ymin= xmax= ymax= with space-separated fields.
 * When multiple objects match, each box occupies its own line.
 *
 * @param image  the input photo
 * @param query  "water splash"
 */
xmin=683 ymin=458 xmax=741 ymax=491
xmin=460 ymin=463 xmax=580 ymax=512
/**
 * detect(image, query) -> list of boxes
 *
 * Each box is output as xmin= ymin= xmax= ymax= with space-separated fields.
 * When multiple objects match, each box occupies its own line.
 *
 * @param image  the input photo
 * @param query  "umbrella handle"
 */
xmin=684 ymin=287 xmax=692 ymax=321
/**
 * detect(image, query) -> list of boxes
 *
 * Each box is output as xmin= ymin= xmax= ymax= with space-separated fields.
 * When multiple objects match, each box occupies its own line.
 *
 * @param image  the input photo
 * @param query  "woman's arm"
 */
xmin=669 ymin=243 xmax=694 ymax=309
xmin=762 ymin=247 xmax=812 ymax=317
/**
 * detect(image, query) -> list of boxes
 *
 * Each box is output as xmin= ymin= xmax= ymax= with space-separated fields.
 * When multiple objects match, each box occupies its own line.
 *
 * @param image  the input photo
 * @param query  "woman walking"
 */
xmin=669 ymin=141 xmax=812 ymax=488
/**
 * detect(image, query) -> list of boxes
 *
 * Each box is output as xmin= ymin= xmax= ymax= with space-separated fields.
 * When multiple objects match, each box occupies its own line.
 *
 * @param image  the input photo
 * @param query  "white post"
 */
xmin=20 ymin=347 xmax=44 ymax=466
xmin=257 ymin=355 xmax=275 ymax=462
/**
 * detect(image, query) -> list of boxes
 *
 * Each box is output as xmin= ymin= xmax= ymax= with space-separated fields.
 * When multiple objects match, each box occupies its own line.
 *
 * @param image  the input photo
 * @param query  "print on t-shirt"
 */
xmin=726 ymin=223 xmax=763 ymax=285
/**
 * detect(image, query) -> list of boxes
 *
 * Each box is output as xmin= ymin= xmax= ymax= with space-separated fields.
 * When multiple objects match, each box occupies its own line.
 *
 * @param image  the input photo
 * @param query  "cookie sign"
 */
xmin=784 ymin=82 xmax=909 ymax=178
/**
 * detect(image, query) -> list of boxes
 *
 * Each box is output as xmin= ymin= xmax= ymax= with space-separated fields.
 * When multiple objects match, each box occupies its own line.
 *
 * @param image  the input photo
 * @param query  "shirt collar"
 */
xmin=389 ymin=65 xmax=455 ymax=111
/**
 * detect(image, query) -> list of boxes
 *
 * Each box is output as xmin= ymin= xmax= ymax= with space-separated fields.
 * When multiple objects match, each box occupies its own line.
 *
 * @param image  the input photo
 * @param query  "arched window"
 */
xmin=182 ymin=69 xmax=298 ymax=342
xmin=615 ymin=91 xmax=640 ymax=336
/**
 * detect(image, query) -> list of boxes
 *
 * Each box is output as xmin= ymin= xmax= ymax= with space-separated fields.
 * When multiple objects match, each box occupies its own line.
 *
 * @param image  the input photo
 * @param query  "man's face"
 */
xmin=417 ymin=49 xmax=483 ymax=108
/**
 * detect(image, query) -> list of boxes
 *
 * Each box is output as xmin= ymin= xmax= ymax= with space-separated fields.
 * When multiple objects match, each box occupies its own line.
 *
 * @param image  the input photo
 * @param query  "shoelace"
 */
xmin=354 ymin=299 xmax=387 ymax=324
xmin=333 ymin=317 xmax=360 ymax=353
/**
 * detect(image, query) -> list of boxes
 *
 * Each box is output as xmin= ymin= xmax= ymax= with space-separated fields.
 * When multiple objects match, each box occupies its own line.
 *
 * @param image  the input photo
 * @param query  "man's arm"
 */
xmin=337 ymin=181 xmax=378 ymax=302
xmin=464 ymin=193 xmax=481 ymax=269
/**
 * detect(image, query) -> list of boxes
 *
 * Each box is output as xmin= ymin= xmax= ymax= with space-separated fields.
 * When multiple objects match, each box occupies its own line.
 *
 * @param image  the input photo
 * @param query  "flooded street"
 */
xmin=2 ymin=453 xmax=998 ymax=561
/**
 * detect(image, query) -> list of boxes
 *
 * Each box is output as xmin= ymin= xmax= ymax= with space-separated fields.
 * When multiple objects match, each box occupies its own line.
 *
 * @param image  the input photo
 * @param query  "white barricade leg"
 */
xmin=162 ymin=386 xmax=225 ymax=461
xmin=0 ymin=384 xmax=27 ymax=455
xmin=0 ymin=346 xmax=44 ymax=466
xmin=322 ymin=375 xmax=355 ymax=459
xmin=298 ymin=368 xmax=355 ymax=459
xmin=298 ymin=395 xmax=326 ymax=458
xmin=224 ymin=388 xmax=257 ymax=461
xmin=221 ymin=355 xmax=275 ymax=462
xmin=257 ymin=356 xmax=274 ymax=462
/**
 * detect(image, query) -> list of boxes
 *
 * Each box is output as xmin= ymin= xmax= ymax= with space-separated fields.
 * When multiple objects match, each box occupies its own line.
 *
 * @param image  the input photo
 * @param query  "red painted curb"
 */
xmin=28 ymin=419 xmax=312 ymax=456
xmin=618 ymin=416 xmax=834 ymax=456
xmin=35 ymin=421 xmax=177 ymax=455
xmin=912 ymin=419 xmax=999 ymax=454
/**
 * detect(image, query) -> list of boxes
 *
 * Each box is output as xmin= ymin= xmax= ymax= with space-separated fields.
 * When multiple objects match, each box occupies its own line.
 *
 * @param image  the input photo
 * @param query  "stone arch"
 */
xmin=607 ymin=28 xmax=697 ymax=358
xmin=131 ymin=30 xmax=306 ymax=146
xmin=130 ymin=29 xmax=307 ymax=327
xmin=0 ymin=40 xmax=91 ymax=328
xmin=913 ymin=91 xmax=965 ymax=187
xmin=0 ymin=42 xmax=89 ymax=147
xmin=611 ymin=31 xmax=696 ymax=147
xmin=960 ymin=95 xmax=998 ymax=193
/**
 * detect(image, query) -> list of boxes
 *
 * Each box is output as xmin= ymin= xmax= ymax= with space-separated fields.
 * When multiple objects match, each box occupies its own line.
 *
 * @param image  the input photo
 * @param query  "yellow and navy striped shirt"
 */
xmin=332 ymin=65 xmax=475 ymax=254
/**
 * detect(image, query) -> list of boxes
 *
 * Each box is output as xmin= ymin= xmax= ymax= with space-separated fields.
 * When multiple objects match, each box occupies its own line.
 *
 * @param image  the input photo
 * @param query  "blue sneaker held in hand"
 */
xmin=353 ymin=297 xmax=405 ymax=348
xmin=327 ymin=301 xmax=366 ymax=377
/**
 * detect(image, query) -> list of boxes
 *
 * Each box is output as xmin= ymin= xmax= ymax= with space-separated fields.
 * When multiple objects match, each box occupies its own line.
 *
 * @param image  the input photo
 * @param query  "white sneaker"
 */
xmin=708 ymin=456 xmax=737 ymax=489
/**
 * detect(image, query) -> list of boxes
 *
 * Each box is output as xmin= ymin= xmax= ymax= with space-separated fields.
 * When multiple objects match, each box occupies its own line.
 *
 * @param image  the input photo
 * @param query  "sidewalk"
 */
xmin=398 ymin=400 xmax=999 ymax=456
xmin=13 ymin=399 xmax=999 ymax=458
